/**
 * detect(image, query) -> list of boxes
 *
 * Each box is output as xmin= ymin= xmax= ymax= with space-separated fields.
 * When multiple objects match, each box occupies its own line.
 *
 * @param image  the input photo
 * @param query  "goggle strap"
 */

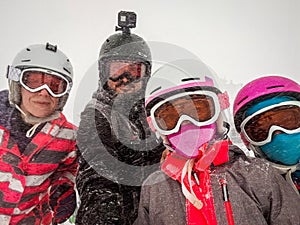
xmin=147 ymin=116 xmax=156 ymax=132
xmin=218 ymin=91 xmax=230 ymax=110
xmin=7 ymin=66 xmax=21 ymax=81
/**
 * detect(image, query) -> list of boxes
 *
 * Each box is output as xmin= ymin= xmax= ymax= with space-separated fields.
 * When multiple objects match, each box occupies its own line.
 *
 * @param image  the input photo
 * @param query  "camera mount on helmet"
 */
xmin=115 ymin=11 xmax=137 ymax=34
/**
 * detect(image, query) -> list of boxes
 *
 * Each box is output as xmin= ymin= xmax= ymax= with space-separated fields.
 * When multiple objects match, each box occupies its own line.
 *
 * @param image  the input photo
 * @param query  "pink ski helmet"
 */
xmin=233 ymin=75 xmax=300 ymax=133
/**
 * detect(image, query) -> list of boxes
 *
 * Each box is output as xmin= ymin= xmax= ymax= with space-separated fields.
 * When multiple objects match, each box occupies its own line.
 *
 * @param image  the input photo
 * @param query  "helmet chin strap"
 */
xmin=218 ymin=121 xmax=230 ymax=139
xmin=181 ymin=159 xmax=203 ymax=209
xmin=14 ymin=104 xmax=60 ymax=137
xmin=272 ymin=162 xmax=299 ymax=195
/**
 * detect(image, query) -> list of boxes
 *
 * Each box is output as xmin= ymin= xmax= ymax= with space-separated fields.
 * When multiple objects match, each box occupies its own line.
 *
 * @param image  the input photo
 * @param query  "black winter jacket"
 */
xmin=76 ymin=90 xmax=165 ymax=225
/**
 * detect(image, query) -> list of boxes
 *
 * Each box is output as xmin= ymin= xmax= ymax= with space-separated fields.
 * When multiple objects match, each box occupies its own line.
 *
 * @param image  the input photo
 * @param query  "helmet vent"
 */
xmin=238 ymin=96 xmax=248 ymax=105
xmin=150 ymin=86 xmax=162 ymax=95
xmin=266 ymin=85 xmax=284 ymax=89
xmin=21 ymin=59 xmax=31 ymax=62
xmin=63 ymin=67 xmax=71 ymax=75
xmin=181 ymin=77 xmax=200 ymax=82
xmin=26 ymin=48 xmax=31 ymax=51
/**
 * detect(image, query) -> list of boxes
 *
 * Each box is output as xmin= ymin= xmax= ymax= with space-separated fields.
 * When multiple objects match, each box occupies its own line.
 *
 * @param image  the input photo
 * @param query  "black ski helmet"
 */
xmin=98 ymin=27 xmax=152 ymax=87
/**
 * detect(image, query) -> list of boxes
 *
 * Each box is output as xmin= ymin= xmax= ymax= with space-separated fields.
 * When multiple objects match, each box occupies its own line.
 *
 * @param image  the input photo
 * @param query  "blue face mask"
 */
xmin=260 ymin=132 xmax=300 ymax=165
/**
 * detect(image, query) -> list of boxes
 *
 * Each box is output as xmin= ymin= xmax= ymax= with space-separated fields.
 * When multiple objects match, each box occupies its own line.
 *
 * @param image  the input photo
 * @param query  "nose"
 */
xmin=38 ymin=88 xmax=51 ymax=96
xmin=121 ymin=77 xmax=130 ymax=83
xmin=273 ymin=130 xmax=283 ymax=136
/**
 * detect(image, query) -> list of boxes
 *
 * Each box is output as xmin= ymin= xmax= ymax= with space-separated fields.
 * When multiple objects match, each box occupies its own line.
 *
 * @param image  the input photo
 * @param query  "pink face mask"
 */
xmin=167 ymin=123 xmax=217 ymax=158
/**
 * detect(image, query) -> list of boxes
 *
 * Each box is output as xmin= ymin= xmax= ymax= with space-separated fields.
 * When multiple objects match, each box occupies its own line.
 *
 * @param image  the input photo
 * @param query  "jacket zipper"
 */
xmin=220 ymin=178 xmax=234 ymax=225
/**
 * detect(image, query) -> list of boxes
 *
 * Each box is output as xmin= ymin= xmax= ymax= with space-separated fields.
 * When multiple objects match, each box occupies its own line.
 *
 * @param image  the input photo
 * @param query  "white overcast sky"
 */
xmin=0 ymin=0 xmax=299 ymax=125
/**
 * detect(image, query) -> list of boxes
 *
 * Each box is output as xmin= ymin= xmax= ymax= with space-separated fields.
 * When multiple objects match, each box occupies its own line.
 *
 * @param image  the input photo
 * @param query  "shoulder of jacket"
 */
xmin=143 ymin=170 xmax=169 ymax=186
xmin=80 ymin=99 xmax=111 ymax=125
xmin=228 ymin=147 xmax=273 ymax=175
xmin=0 ymin=90 xmax=10 ymax=108
xmin=48 ymin=114 xmax=77 ymax=142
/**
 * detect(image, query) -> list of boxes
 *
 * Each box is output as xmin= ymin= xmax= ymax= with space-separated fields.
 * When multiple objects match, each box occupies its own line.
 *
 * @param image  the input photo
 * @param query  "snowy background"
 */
xmin=0 ymin=0 xmax=299 ymax=150
xmin=0 ymin=0 xmax=299 ymax=124
xmin=1 ymin=0 xmax=299 ymax=153
xmin=0 ymin=1 xmax=299 ymax=223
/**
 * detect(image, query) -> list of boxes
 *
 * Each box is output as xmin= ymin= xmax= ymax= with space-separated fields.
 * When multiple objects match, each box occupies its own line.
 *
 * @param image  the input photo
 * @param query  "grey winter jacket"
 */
xmin=76 ymin=90 xmax=165 ymax=225
xmin=134 ymin=145 xmax=300 ymax=225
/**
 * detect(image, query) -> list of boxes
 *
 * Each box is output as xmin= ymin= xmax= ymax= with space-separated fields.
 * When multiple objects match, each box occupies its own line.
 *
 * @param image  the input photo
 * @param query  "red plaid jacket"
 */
xmin=0 ymin=113 xmax=78 ymax=225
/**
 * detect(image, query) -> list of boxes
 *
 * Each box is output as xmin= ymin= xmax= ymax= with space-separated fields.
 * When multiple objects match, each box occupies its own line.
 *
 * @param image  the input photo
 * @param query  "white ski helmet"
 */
xmin=145 ymin=59 xmax=230 ymax=136
xmin=7 ymin=42 xmax=73 ymax=111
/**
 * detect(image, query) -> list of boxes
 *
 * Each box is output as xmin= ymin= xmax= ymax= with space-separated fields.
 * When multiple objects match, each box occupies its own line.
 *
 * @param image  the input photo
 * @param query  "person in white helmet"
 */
xmin=0 ymin=43 xmax=78 ymax=225
xmin=134 ymin=59 xmax=300 ymax=225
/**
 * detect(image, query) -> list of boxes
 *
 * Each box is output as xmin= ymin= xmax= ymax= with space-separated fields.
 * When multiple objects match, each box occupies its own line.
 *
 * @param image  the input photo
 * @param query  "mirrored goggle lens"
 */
xmin=108 ymin=61 xmax=146 ymax=81
xmin=20 ymin=70 xmax=69 ymax=96
xmin=243 ymin=103 xmax=300 ymax=143
xmin=154 ymin=94 xmax=216 ymax=131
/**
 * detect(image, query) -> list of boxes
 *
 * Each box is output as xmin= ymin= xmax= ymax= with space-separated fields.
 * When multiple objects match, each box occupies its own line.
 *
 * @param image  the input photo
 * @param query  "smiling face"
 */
xmin=20 ymin=87 xmax=59 ymax=118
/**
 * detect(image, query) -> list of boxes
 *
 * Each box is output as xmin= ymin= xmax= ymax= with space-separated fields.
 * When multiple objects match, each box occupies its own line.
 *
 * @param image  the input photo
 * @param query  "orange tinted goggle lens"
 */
xmin=154 ymin=94 xmax=215 ymax=131
xmin=22 ymin=71 xmax=68 ymax=94
xmin=244 ymin=105 xmax=300 ymax=142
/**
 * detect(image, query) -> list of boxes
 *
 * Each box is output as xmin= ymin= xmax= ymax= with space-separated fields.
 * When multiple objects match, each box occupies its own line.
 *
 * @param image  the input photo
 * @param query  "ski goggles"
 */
xmin=149 ymin=90 xmax=221 ymax=135
xmin=107 ymin=60 xmax=146 ymax=82
xmin=241 ymin=101 xmax=300 ymax=146
xmin=19 ymin=68 xmax=71 ymax=97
